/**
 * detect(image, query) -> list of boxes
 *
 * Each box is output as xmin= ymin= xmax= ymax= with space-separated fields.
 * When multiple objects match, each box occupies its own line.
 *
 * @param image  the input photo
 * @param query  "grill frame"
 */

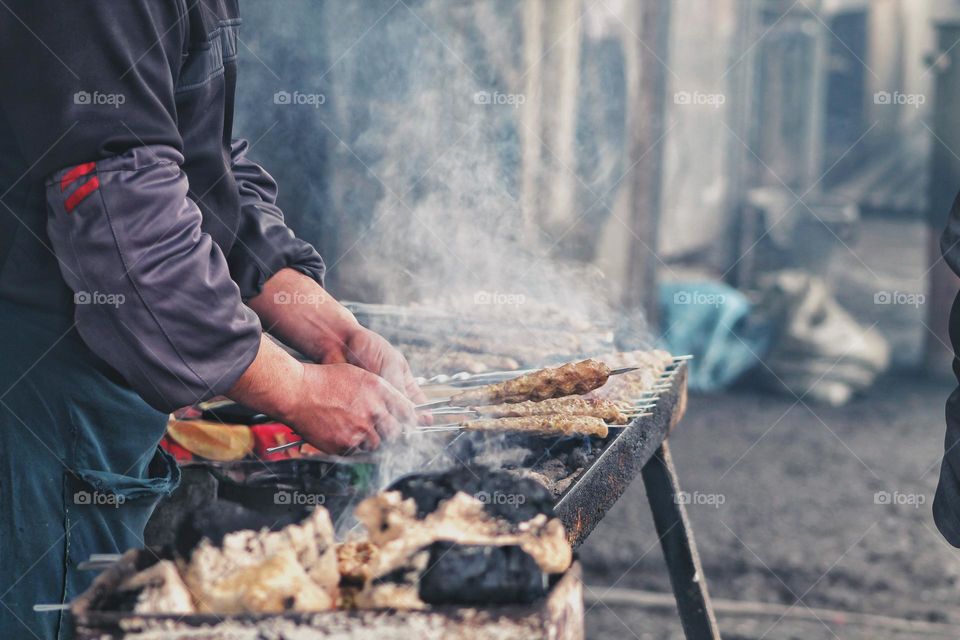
xmin=555 ymin=362 xmax=687 ymax=546
xmin=83 ymin=358 xmax=716 ymax=639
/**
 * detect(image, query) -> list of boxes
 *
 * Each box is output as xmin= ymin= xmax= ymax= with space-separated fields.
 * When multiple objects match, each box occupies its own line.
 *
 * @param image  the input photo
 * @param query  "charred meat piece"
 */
xmin=418 ymin=542 xmax=549 ymax=606
xmin=473 ymin=396 xmax=628 ymax=424
xmin=463 ymin=415 xmax=609 ymax=438
xmin=387 ymin=466 xmax=556 ymax=522
xmin=450 ymin=359 xmax=612 ymax=406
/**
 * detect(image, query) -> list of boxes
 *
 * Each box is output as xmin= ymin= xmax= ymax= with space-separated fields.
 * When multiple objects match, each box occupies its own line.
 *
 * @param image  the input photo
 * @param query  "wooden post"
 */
xmin=621 ymin=0 xmax=671 ymax=328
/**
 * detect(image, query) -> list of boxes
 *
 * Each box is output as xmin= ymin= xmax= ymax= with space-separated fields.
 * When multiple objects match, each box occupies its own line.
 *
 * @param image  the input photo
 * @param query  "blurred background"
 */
xmin=232 ymin=0 xmax=960 ymax=637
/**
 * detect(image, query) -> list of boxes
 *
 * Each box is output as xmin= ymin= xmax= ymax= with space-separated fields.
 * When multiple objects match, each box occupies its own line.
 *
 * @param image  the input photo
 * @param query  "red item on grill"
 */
xmin=251 ymin=422 xmax=299 ymax=461
xmin=160 ymin=435 xmax=194 ymax=462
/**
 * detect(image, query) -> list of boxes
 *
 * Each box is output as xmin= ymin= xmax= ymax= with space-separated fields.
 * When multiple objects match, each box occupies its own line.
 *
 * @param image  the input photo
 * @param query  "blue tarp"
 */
xmin=659 ymin=281 xmax=776 ymax=392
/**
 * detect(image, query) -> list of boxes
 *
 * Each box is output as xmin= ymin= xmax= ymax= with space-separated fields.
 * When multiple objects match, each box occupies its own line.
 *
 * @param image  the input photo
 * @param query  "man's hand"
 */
xmin=248 ymin=268 xmax=426 ymax=405
xmin=228 ymin=337 xmax=417 ymax=454
xmin=318 ymin=326 xmax=427 ymax=404
xmin=285 ymin=362 xmax=416 ymax=452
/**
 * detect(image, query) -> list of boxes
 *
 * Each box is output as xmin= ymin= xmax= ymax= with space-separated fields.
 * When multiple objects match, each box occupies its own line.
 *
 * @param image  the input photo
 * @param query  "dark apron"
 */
xmin=0 ymin=299 xmax=180 ymax=639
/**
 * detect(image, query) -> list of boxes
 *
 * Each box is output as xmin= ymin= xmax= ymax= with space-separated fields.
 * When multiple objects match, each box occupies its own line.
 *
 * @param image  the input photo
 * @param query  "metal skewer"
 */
xmin=269 ymin=356 xmax=690 ymax=453
xmin=417 ymin=355 xmax=693 ymax=388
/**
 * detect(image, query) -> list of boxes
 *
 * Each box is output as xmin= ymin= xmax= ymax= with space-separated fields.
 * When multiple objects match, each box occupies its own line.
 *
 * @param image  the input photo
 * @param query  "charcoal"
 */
xmin=387 ymin=466 xmax=555 ymax=523
xmin=173 ymin=500 xmax=304 ymax=560
xmin=418 ymin=542 xmax=549 ymax=605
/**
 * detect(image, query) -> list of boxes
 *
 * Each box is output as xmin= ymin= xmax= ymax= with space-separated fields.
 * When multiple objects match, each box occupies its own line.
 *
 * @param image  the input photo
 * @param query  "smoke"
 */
xmin=313 ymin=1 xmax=634 ymax=324
xmin=238 ymin=1 xmax=652 ymax=508
xmin=311 ymin=1 xmax=650 ymax=499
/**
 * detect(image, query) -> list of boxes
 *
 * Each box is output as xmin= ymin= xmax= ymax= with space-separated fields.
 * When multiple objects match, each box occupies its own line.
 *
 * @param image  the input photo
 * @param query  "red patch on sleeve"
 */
xmin=64 ymin=176 xmax=100 ymax=213
xmin=60 ymin=162 xmax=96 ymax=192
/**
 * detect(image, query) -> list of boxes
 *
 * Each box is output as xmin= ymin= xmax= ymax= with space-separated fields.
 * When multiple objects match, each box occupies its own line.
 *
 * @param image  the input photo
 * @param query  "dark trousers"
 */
xmin=0 ymin=300 xmax=179 ymax=639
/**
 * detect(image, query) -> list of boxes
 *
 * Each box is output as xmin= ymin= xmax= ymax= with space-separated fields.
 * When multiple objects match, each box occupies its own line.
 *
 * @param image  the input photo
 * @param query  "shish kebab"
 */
xmin=443 ymin=396 xmax=632 ymax=424
xmin=421 ymin=359 xmax=624 ymax=409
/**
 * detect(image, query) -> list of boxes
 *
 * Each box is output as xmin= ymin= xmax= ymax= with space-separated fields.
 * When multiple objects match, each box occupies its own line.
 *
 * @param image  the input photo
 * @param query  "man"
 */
xmin=937 ymin=193 xmax=960 ymax=547
xmin=0 ymin=2 xmax=424 ymax=637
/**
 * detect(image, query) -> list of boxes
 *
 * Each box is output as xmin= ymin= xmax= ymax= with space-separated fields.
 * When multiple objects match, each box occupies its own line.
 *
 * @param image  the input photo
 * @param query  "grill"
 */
xmin=74 ymin=358 xmax=720 ymax=639
xmin=140 ymin=359 xmax=688 ymax=547
xmin=71 ymin=556 xmax=584 ymax=640
xmin=556 ymin=360 xmax=687 ymax=546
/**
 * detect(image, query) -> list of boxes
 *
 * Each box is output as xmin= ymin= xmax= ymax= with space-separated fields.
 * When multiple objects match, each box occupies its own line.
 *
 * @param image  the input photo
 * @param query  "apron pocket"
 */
xmin=70 ymin=446 xmax=181 ymax=505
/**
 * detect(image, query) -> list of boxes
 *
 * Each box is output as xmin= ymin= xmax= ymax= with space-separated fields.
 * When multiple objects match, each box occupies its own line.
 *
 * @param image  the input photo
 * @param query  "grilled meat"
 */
xmin=121 ymin=558 xmax=196 ymax=615
xmin=462 ymin=415 xmax=609 ymax=438
xmin=473 ymin=396 xmax=629 ymax=424
xmin=353 ymin=490 xmax=572 ymax=609
xmin=181 ymin=508 xmax=339 ymax=614
xmin=450 ymin=359 xmax=612 ymax=406
xmin=336 ymin=541 xmax=380 ymax=584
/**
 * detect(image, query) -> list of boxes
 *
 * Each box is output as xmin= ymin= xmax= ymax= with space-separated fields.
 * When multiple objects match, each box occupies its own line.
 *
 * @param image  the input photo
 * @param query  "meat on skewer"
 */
xmin=449 ymin=359 xmax=612 ymax=406
xmin=462 ymin=415 xmax=609 ymax=438
xmin=472 ymin=396 xmax=629 ymax=424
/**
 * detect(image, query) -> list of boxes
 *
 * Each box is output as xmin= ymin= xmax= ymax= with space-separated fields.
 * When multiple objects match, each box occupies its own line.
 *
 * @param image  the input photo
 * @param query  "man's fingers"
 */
xmin=379 ymin=355 xmax=410 ymax=398
xmin=322 ymin=351 xmax=349 ymax=365
xmin=402 ymin=368 xmax=428 ymax=405
xmin=363 ymin=426 xmax=382 ymax=451
xmin=375 ymin=413 xmax=403 ymax=440
xmin=345 ymin=424 xmax=380 ymax=453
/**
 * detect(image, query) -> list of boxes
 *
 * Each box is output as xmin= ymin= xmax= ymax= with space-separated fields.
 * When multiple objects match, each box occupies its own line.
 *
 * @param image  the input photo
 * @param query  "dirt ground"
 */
xmin=580 ymin=218 xmax=959 ymax=639
xmin=579 ymin=372 xmax=959 ymax=639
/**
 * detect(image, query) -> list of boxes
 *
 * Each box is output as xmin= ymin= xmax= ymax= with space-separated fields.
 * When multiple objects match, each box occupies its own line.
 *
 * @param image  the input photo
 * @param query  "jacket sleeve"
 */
xmin=0 ymin=1 xmax=262 ymax=412
xmin=226 ymin=139 xmax=326 ymax=299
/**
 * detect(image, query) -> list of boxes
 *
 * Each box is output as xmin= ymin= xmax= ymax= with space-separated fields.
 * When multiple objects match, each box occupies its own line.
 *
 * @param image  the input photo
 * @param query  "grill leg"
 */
xmin=641 ymin=441 xmax=721 ymax=640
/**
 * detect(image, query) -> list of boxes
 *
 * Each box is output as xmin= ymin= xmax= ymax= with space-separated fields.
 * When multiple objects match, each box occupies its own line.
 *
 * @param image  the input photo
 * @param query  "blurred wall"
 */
xmin=655 ymin=0 xmax=745 ymax=268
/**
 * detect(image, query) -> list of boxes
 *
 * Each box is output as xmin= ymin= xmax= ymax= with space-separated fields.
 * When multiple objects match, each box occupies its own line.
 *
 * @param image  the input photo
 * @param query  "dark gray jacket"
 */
xmin=0 ymin=0 xmax=324 ymax=411
xmin=936 ymin=192 xmax=960 ymax=545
